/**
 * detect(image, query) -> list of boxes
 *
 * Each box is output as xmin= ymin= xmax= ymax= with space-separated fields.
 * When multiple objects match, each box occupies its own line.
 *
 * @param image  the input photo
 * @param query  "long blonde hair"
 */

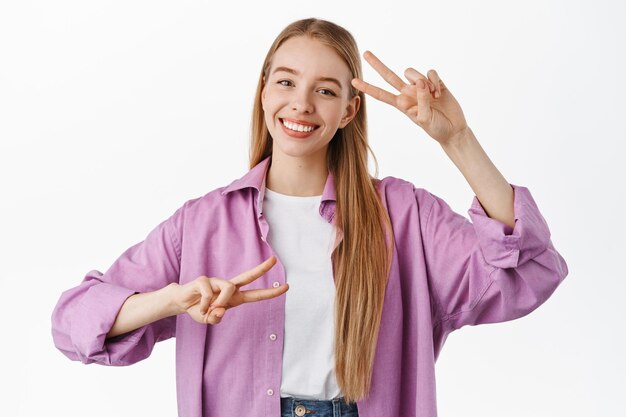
xmin=249 ymin=18 xmax=394 ymax=404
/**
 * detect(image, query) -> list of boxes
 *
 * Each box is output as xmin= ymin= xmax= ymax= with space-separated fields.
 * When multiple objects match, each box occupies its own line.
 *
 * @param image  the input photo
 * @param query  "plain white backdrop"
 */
xmin=1 ymin=0 xmax=624 ymax=416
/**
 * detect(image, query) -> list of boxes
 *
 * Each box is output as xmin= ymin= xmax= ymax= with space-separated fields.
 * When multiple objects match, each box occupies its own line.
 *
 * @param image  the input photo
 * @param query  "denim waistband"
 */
xmin=280 ymin=396 xmax=359 ymax=417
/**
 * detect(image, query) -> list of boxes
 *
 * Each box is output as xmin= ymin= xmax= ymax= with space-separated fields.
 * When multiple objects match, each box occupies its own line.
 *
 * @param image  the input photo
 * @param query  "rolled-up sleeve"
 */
xmin=420 ymin=184 xmax=569 ymax=335
xmin=51 ymin=203 xmax=185 ymax=366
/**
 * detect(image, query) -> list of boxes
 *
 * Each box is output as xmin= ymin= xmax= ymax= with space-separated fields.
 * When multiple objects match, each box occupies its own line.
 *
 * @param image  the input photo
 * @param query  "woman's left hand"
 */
xmin=351 ymin=50 xmax=469 ymax=146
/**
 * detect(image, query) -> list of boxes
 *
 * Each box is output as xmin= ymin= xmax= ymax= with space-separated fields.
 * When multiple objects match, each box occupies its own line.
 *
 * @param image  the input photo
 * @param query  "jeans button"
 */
xmin=295 ymin=405 xmax=306 ymax=416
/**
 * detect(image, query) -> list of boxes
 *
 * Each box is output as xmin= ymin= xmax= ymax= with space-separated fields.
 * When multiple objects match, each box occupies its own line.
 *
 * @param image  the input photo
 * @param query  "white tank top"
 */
xmin=262 ymin=187 xmax=342 ymax=400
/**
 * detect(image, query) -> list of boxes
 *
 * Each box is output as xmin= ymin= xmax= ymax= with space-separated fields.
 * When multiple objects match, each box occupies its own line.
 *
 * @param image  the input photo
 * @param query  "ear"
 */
xmin=339 ymin=94 xmax=360 ymax=129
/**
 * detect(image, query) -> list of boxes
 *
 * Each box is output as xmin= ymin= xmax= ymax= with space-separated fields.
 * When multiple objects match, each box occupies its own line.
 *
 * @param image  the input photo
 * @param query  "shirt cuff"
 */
xmin=467 ymin=184 xmax=551 ymax=269
xmin=70 ymin=273 xmax=147 ymax=365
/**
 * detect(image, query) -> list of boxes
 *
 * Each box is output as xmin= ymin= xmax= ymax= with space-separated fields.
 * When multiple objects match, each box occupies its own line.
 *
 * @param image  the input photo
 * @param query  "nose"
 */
xmin=291 ymin=88 xmax=314 ymax=114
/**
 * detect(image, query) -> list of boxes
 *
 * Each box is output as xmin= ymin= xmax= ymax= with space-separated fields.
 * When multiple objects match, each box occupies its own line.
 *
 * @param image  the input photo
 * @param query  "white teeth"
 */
xmin=282 ymin=119 xmax=315 ymax=132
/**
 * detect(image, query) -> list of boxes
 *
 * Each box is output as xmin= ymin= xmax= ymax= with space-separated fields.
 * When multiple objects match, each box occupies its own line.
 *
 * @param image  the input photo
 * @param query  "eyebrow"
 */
xmin=271 ymin=66 xmax=343 ymax=90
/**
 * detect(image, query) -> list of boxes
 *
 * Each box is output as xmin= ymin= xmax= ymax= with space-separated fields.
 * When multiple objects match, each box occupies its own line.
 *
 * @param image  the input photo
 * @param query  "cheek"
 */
xmin=262 ymin=94 xmax=280 ymax=114
xmin=323 ymin=107 xmax=344 ymax=125
xmin=264 ymin=111 xmax=274 ymax=128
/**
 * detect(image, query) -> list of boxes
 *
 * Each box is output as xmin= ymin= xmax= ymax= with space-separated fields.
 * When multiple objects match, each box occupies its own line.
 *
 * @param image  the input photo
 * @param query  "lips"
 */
xmin=278 ymin=117 xmax=319 ymax=138
xmin=279 ymin=118 xmax=320 ymax=129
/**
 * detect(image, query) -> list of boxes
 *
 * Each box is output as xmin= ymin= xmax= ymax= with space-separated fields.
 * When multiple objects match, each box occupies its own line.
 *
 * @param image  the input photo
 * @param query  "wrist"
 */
xmin=162 ymin=282 xmax=183 ymax=317
xmin=441 ymin=125 xmax=473 ymax=150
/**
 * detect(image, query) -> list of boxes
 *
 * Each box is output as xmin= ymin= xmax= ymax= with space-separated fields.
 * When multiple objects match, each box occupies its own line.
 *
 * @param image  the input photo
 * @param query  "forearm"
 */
xmin=106 ymin=283 xmax=181 ymax=339
xmin=440 ymin=127 xmax=515 ymax=229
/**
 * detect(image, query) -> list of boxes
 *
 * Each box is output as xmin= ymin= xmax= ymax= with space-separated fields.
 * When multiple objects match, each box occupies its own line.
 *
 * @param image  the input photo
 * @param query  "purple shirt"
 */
xmin=51 ymin=155 xmax=568 ymax=417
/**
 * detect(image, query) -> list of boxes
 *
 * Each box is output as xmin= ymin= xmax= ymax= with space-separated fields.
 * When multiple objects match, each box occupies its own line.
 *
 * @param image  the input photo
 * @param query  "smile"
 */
xmin=278 ymin=118 xmax=320 ymax=139
xmin=280 ymin=118 xmax=320 ymax=132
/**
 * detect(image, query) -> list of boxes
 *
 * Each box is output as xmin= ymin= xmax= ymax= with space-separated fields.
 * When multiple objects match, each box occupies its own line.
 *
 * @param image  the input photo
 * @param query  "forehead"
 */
xmin=270 ymin=36 xmax=352 ymax=81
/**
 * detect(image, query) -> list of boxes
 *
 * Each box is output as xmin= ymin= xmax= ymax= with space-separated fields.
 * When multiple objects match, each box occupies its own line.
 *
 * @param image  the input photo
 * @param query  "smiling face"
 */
xmin=261 ymin=35 xmax=360 ymax=162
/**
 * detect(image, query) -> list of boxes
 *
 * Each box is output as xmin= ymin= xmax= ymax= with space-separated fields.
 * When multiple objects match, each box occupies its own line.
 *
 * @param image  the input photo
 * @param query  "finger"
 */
xmin=351 ymin=78 xmax=397 ymax=107
xmin=404 ymin=68 xmax=435 ymax=94
xmin=207 ymin=279 xmax=237 ymax=311
xmin=362 ymin=50 xmax=406 ymax=92
xmin=210 ymin=306 xmax=226 ymax=318
xmin=230 ymin=255 xmax=278 ymax=287
xmin=413 ymin=78 xmax=432 ymax=125
xmin=195 ymin=278 xmax=214 ymax=315
xmin=396 ymin=84 xmax=418 ymax=114
xmin=427 ymin=69 xmax=443 ymax=98
xmin=206 ymin=307 xmax=225 ymax=325
xmin=238 ymin=282 xmax=290 ymax=304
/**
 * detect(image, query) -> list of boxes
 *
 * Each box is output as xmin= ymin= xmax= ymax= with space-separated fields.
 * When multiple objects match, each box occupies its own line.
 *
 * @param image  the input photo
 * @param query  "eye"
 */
xmin=276 ymin=79 xmax=337 ymax=97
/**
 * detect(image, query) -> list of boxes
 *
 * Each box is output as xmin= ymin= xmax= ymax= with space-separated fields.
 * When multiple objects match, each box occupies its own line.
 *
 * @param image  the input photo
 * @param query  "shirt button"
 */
xmin=272 ymin=281 xmax=280 ymax=288
xmin=266 ymin=388 xmax=274 ymax=396
xmin=269 ymin=334 xmax=277 ymax=341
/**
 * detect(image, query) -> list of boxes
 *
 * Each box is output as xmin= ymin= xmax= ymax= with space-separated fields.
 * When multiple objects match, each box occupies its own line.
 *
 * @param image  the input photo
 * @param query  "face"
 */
xmin=261 ymin=36 xmax=360 ymax=162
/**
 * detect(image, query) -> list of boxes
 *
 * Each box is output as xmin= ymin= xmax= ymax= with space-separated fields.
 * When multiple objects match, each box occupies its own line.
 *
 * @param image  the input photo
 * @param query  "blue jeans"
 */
xmin=280 ymin=396 xmax=359 ymax=417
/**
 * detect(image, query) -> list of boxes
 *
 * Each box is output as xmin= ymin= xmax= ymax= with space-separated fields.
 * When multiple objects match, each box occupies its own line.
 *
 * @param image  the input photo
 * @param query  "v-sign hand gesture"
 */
xmin=172 ymin=256 xmax=288 ymax=325
xmin=351 ymin=50 xmax=469 ymax=146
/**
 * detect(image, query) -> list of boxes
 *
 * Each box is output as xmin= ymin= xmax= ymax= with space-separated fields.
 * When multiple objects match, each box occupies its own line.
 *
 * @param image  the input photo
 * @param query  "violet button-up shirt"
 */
xmin=51 ymin=155 xmax=569 ymax=417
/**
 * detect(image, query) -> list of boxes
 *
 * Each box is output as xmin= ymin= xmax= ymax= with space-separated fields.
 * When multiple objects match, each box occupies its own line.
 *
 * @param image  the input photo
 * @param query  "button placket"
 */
xmin=256 ymin=211 xmax=287 ymax=405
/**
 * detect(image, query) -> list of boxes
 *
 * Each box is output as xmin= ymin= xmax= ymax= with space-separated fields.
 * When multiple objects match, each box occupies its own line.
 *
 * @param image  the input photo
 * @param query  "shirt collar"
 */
xmin=220 ymin=155 xmax=337 ymax=219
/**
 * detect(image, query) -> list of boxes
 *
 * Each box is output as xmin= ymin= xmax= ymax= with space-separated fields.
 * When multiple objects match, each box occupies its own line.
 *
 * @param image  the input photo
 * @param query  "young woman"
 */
xmin=51 ymin=17 xmax=569 ymax=417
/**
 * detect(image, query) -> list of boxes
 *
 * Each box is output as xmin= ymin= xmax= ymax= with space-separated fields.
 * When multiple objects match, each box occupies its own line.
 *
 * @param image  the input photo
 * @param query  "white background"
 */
xmin=1 ymin=0 xmax=624 ymax=416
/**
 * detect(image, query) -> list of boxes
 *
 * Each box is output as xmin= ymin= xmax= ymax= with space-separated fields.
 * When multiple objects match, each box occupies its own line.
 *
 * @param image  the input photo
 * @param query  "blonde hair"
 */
xmin=249 ymin=17 xmax=394 ymax=404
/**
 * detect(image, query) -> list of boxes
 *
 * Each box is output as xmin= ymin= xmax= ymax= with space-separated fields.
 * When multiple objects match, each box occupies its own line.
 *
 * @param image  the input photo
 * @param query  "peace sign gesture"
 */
xmin=172 ymin=256 xmax=288 ymax=325
xmin=351 ymin=51 xmax=469 ymax=146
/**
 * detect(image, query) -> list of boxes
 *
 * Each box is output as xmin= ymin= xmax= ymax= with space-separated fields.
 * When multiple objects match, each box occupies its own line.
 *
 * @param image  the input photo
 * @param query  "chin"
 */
xmin=271 ymin=140 xmax=329 ymax=160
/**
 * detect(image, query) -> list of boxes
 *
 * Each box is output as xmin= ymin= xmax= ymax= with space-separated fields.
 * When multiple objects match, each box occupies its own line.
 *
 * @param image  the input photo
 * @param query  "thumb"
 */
xmin=403 ymin=68 xmax=432 ymax=124
xmin=413 ymin=78 xmax=432 ymax=125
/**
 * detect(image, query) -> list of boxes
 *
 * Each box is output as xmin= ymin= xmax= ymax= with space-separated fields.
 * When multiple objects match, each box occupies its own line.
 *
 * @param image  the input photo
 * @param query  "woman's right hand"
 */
xmin=170 ymin=256 xmax=287 ymax=325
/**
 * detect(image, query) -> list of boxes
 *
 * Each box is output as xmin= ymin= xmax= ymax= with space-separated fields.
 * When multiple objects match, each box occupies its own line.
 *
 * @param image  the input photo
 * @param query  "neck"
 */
xmin=266 ymin=149 xmax=328 ymax=196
